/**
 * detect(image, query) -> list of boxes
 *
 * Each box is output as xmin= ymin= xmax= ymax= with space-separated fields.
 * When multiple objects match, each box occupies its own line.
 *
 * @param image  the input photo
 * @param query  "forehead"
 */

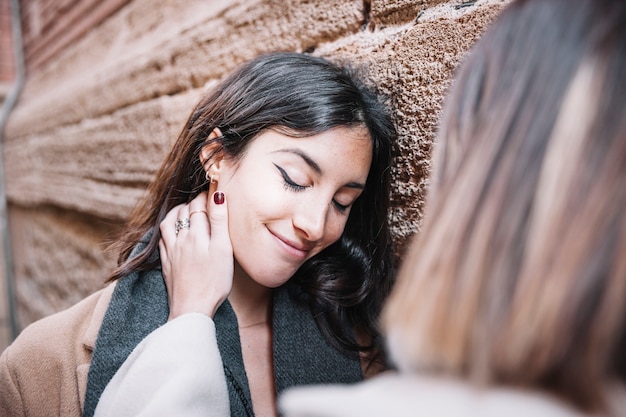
xmin=249 ymin=127 xmax=373 ymax=178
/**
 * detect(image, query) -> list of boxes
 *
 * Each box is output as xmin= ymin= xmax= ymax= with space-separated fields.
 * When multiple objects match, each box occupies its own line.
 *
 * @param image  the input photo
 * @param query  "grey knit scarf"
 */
xmin=83 ymin=240 xmax=363 ymax=417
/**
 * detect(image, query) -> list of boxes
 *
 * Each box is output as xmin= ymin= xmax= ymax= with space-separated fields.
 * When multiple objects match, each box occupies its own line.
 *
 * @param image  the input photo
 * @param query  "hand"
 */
xmin=159 ymin=191 xmax=233 ymax=320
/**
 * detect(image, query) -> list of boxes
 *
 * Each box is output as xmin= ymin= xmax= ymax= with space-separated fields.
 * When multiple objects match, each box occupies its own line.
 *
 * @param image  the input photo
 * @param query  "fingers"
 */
xmin=159 ymin=192 xmax=222 ymax=242
xmin=208 ymin=191 xmax=231 ymax=258
xmin=158 ymin=191 xmax=233 ymax=320
xmin=158 ymin=238 xmax=170 ymax=279
xmin=159 ymin=202 xmax=187 ymax=282
xmin=200 ymin=191 xmax=233 ymax=317
xmin=160 ymin=202 xmax=182 ymax=247
xmin=187 ymin=192 xmax=209 ymax=237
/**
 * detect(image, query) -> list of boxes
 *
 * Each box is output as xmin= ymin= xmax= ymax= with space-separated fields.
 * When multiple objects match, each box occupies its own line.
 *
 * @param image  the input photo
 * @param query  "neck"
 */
xmin=229 ymin=262 xmax=273 ymax=328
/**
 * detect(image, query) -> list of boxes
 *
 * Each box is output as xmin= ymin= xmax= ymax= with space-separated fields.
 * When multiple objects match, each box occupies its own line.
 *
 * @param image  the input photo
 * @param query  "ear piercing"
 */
xmin=205 ymin=171 xmax=217 ymax=183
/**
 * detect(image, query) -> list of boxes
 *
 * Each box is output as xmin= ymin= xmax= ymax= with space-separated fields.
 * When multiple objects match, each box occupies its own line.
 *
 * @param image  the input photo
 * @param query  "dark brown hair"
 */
xmin=109 ymin=52 xmax=396 ymax=360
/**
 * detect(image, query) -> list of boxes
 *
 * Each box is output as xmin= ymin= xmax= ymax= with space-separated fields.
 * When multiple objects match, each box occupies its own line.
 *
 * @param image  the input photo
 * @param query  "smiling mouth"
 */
xmin=268 ymin=229 xmax=313 ymax=259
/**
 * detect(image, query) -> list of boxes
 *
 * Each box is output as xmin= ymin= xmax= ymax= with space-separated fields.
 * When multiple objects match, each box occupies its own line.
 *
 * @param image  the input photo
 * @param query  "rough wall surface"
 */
xmin=0 ymin=0 xmax=15 ymax=83
xmin=2 ymin=0 xmax=511 ymax=338
xmin=19 ymin=0 xmax=131 ymax=71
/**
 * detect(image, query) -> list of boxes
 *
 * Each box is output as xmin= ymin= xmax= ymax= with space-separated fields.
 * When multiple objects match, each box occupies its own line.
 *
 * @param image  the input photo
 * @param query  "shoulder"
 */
xmin=0 ymin=283 xmax=116 ymax=415
xmin=0 ymin=283 xmax=116 ymax=386
xmin=6 ymin=283 xmax=115 ymax=358
xmin=279 ymin=373 xmax=589 ymax=417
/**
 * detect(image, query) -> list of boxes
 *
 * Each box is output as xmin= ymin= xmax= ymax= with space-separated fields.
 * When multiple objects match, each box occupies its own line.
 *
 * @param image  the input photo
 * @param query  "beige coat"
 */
xmin=0 ymin=283 xmax=115 ymax=417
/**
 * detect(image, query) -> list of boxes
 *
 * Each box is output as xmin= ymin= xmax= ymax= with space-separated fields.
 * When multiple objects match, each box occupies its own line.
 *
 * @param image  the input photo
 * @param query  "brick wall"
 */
xmin=1 ymin=0 xmax=511 ymax=348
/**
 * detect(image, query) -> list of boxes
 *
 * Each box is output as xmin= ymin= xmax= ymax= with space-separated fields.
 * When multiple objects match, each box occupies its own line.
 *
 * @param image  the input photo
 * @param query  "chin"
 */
xmin=253 ymin=273 xmax=295 ymax=289
xmin=241 ymin=263 xmax=297 ymax=289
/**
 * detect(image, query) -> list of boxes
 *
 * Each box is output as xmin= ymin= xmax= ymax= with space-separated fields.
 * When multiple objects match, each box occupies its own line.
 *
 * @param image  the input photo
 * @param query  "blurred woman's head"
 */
xmin=383 ymin=0 xmax=626 ymax=412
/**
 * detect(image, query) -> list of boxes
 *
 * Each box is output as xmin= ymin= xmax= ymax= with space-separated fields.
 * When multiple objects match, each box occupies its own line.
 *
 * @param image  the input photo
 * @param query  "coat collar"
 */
xmin=76 ymin=282 xmax=117 ymax=412
xmin=81 ymin=282 xmax=117 ymax=352
xmin=83 ymin=267 xmax=169 ymax=417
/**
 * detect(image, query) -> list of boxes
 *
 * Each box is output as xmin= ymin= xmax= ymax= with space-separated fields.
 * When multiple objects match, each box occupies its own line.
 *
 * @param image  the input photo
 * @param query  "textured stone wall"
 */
xmin=0 ymin=0 xmax=15 ymax=83
xmin=19 ymin=0 xmax=131 ymax=71
xmin=2 ymin=0 xmax=510 ymax=337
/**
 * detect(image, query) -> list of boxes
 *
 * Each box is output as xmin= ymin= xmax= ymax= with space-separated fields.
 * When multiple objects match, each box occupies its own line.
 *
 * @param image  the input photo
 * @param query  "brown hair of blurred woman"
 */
xmin=382 ymin=0 xmax=626 ymax=414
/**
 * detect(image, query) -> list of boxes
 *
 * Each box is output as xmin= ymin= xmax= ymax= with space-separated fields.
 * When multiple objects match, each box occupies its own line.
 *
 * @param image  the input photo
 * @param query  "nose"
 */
xmin=293 ymin=200 xmax=328 ymax=242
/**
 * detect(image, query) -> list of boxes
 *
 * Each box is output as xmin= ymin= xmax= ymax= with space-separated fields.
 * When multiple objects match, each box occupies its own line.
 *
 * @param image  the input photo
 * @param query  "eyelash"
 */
xmin=333 ymin=201 xmax=348 ymax=213
xmin=275 ymin=164 xmax=306 ymax=192
xmin=274 ymin=163 xmax=350 ymax=213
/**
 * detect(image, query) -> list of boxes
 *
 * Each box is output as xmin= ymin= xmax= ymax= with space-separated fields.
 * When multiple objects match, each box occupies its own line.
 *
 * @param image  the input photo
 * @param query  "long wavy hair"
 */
xmin=108 ymin=52 xmax=396 ymax=363
xmin=383 ymin=0 xmax=626 ymax=413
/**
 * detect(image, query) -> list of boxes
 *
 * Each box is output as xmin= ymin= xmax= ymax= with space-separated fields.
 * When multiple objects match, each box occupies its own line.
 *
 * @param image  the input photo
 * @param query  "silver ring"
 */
xmin=175 ymin=218 xmax=190 ymax=235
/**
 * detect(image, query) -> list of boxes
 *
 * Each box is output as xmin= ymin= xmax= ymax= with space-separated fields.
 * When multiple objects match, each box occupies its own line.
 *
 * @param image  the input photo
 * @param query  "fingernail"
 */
xmin=213 ymin=191 xmax=225 ymax=205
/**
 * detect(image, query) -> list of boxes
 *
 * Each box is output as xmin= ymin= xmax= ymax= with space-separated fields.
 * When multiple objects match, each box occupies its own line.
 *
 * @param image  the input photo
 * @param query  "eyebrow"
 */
xmin=274 ymin=148 xmax=365 ymax=190
xmin=276 ymin=148 xmax=322 ymax=173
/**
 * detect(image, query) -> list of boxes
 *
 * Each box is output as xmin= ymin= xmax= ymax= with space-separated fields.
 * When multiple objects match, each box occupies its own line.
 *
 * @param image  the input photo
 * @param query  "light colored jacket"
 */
xmin=0 ymin=283 xmax=115 ymax=417
xmin=93 ymin=313 xmax=229 ymax=417
xmin=279 ymin=373 xmax=603 ymax=417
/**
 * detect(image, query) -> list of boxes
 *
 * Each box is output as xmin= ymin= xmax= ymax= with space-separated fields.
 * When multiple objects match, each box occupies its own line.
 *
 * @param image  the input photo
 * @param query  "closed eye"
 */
xmin=274 ymin=164 xmax=306 ymax=192
xmin=332 ymin=200 xmax=349 ymax=213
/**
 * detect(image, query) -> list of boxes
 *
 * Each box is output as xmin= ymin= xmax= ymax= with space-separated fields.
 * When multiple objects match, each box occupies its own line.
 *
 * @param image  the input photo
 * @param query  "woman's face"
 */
xmin=216 ymin=126 xmax=373 ymax=288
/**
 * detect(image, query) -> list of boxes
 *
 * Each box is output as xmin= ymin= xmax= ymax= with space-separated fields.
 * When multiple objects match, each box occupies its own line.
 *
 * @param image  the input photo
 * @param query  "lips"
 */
xmin=268 ymin=228 xmax=314 ymax=259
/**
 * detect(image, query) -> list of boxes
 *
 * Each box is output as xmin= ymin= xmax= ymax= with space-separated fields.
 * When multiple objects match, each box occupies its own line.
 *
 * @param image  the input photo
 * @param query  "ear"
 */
xmin=199 ymin=127 xmax=224 ymax=175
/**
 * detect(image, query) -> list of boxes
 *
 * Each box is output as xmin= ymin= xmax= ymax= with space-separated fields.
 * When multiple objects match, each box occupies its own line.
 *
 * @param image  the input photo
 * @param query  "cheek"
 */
xmin=324 ymin=215 xmax=349 ymax=246
xmin=223 ymin=165 xmax=284 ymax=211
xmin=221 ymin=173 xmax=281 ymax=240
